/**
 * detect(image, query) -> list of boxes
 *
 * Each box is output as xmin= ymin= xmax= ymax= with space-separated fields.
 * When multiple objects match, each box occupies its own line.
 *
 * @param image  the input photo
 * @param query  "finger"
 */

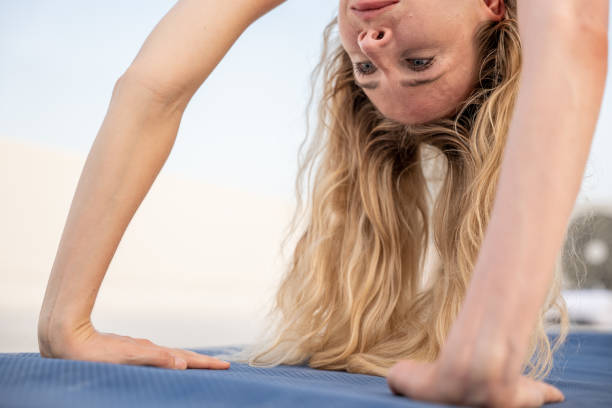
xmin=121 ymin=345 xmax=183 ymax=370
xmin=134 ymin=338 xmax=156 ymax=347
xmin=171 ymin=348 xmax=231 ymax=370
xmin=387 ymin=360 xmax=412 ymax=395
xmin=387 ymin=360 xmax=435 ymax=398
xmin=512 ymin=377 xmax=565 ymax=408
xmin=538 ymin=381 xmax=565 ymax=404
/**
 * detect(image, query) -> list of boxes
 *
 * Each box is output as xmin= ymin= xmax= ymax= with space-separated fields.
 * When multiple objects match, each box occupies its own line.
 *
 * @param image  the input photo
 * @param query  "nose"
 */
xmin=357 ymin=28 xmax=393 ymax=57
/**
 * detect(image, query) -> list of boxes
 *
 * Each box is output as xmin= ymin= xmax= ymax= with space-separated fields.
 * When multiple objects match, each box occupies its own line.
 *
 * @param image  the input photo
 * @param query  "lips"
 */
xmin=352 ymin=0 xmax=399 ymax=11
xmin=351 ymin=0 xmax=399 ymax=19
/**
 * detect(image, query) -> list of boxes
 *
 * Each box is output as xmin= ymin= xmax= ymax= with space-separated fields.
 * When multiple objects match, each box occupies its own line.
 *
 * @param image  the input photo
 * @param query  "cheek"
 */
xmin=455 ymin=45 xmax=481 ymax=87
xmin=337 ymin=16 xmax=357 ymax=54
xmin=430 ymin=73 xmax=476 ymax=118
xmin=450 ymin=24 xmax=482 ymax=79
xmin=337 ymin=4 xmax=364 ymax=55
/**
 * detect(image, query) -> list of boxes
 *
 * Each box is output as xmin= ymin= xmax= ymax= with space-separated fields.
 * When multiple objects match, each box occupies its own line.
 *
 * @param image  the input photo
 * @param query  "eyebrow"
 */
xmin=355 ymin=73 xmax=445 ymax=90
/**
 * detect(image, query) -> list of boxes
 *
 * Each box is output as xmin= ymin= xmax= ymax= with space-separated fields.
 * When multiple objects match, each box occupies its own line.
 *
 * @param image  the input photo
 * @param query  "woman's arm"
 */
xmin=388 ymin=0 xmax=609 ymax=406
xmin=38 ymin=0 xmax=285 ymax=370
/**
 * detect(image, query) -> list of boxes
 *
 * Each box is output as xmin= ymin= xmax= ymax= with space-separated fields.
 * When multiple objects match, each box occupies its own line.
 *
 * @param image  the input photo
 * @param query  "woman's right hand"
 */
xmin=38 ymin=319 xmax=230 ymax=370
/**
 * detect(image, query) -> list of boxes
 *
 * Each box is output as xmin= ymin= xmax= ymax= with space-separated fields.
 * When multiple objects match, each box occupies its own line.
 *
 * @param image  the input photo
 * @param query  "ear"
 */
xmin=481 ymin=0 xmax=506 ymax=21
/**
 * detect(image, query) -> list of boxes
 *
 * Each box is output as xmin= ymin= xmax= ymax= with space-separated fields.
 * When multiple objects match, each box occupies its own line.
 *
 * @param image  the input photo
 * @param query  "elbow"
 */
xmin=569 ymin=12 xmax=608 ymax=61
xmin=113 ymin=67 xmax=191 ymax=113
xmin=545 ymin=4 xmax=609 ymax=83
xmin=550 ymin=2 xmax=609 ymax=55
xmin=570 ymin=22 xmax=608 ymax=86
xmin=522 ymin=1 xmax=609 ymax=61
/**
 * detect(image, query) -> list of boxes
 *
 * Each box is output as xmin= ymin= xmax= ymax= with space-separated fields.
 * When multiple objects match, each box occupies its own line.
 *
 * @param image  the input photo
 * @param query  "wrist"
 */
xmin=440 ymin=311 xmax=527 ymax=385
xmin=38 ymin=305 xmax=93 ymax=358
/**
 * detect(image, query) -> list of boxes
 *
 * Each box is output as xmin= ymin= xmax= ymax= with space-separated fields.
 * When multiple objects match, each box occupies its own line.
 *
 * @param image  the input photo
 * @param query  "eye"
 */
xmin=406 ymin=57 xmax=434 ymax=72
xmin=353 ymin=61 xmax=377 ymax=77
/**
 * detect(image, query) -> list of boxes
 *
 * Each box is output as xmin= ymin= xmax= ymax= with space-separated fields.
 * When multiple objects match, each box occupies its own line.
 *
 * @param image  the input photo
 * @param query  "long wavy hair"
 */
xmin=240 ymin=0 xmax=569 ymax=379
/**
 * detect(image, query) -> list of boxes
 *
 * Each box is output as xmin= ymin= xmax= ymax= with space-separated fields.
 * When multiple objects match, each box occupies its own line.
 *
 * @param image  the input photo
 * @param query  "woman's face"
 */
xmin=338 ymin=0 xmax=504 ymax=124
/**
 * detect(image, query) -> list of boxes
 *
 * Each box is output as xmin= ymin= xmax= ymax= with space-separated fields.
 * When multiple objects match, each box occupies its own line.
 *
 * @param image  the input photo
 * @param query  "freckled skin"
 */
xmin=337 ymin=0 xmax=503 ymax=124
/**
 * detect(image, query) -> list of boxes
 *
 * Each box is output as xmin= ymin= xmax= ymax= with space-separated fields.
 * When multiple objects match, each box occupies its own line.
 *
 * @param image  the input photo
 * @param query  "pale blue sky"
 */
xmin=1 ymin=1 xmax=611 ymax=203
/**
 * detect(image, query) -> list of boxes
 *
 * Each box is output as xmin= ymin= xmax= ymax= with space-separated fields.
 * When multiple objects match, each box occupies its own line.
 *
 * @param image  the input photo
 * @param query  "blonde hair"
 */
xmin=241 ymin=1 xmax=568 ymax=379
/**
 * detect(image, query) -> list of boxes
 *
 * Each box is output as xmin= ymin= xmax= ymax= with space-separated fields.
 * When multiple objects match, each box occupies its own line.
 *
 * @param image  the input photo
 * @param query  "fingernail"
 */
xmin=174 ymin=357 xmax=187 ymax=369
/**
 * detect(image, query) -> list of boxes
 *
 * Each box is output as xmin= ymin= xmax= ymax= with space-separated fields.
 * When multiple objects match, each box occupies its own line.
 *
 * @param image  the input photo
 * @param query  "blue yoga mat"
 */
xmin=1 ymin=333 xmax=610 ymax=407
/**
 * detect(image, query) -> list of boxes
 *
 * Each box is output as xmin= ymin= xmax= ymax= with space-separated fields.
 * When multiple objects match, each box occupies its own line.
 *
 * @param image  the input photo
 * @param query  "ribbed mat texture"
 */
xmin=1 ymin=333 xmax=610 ymax=407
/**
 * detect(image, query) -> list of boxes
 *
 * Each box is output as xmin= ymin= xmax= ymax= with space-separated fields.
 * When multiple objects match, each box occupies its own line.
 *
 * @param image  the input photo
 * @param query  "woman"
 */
xmin=37 ymin=0 xmax=608 ymax=406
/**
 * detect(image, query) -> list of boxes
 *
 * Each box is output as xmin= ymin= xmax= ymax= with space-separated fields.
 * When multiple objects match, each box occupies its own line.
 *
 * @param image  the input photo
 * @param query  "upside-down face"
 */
xmin=337 ymin=0 xmax=505 ymax=124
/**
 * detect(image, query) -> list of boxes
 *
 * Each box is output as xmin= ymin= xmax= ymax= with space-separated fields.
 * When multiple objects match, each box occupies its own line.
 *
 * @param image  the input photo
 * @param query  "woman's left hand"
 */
xmin=387 ymin=358 xmax=564 ymax=407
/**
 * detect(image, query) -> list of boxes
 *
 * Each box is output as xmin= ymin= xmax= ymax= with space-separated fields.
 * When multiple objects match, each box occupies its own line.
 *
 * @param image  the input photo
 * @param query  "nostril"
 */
xmin=359 ymin=30 xmax=388 ymax=46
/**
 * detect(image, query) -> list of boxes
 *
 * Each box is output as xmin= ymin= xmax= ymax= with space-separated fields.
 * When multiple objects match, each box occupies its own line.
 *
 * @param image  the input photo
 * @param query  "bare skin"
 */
xmin=38 ymin=0 xmax=608 ymax=405
xmin=387 ymin=1 xmax=609 ymax=406
xmin=37 ymin=0 xmax=286 ymax=370
xmin=337 ymin=0 xmax=506 ymax=124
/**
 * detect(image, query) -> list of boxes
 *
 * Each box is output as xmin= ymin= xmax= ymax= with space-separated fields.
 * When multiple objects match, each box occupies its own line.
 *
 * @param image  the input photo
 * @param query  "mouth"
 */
xmin=351 ymin=0 xmax=399 ymax=19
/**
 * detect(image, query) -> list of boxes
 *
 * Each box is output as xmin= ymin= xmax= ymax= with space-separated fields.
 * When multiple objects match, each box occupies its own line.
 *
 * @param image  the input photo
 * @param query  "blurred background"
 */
xmin=1 ymin=1 xmax=611 ymax=353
